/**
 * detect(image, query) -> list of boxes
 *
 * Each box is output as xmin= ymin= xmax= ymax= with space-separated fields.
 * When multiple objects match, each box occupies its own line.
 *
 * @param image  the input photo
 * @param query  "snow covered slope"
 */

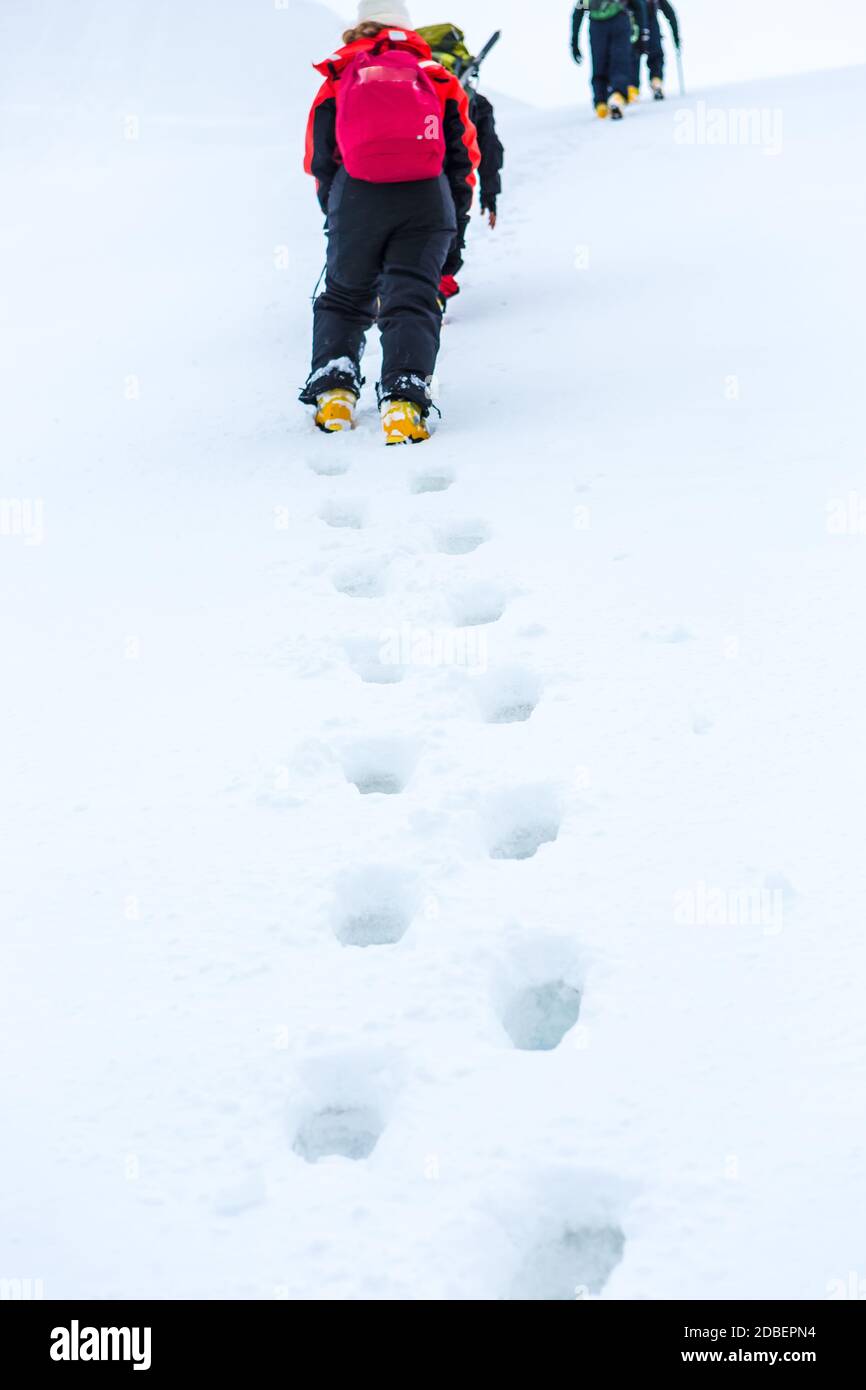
xmin=2 ymin=1 xmax=866 ymax=1299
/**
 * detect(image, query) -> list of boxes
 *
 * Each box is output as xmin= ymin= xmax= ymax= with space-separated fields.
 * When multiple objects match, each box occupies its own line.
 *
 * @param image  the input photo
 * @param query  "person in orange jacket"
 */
xmin=300 ymin=4 xmax=480 ymax=444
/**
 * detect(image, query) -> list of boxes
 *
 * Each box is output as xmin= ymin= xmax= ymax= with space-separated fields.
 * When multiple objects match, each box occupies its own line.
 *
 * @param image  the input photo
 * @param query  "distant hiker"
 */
xmin=571 ymin=1 xmax=650 ymax=120
xmin=631 ymin=0 xmax=679 ymax=100
xmin=300 ymin=4 xmax=480 ymax=444
xmin=416 ymin=24 xmax=505 ymax=308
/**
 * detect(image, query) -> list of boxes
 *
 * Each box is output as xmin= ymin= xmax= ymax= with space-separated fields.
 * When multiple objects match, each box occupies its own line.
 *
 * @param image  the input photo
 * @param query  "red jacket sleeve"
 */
xmin=449 ymin=74 xmax=481 ymax=184
xmin=434 ymin=69 xmax=480 ymax=221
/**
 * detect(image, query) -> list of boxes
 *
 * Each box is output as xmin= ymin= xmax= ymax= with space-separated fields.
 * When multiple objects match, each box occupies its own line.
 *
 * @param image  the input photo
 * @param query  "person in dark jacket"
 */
xmin=631 ymin=0 xmax=679 ymax=99
xmin=416 ymin=24 xmax=504 ymax=305
xmin=300 ymin=5 xmax=480 ymax=444
xmin=571 ymin=1 xmax=649 ymax=119
xmin=467 ymin=88 xmax=503 ymax=230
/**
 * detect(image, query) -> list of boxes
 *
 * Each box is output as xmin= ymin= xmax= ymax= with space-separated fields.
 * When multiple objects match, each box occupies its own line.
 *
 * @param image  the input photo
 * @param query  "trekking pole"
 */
xmin=310 ymin=261 xmax=326 ymax=303
xmin=676 ymin=42 xmax=685 ymax=96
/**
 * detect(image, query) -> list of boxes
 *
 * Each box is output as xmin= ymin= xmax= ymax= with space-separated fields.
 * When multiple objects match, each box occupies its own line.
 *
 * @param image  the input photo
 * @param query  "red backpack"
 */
xmin=335 ymin=48 xmax=446 ymax=183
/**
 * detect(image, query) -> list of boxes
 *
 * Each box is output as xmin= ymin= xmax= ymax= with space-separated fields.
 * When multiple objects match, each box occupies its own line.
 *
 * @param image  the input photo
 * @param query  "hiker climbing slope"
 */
xmin=417 ymin=23 xmax=504 ymax=306
xmin=571 ymin=0 xmax=650 ymax=120
xmin=300 ymin=4 xmax=479 ymax=444
xmin=632 ymin=0 xmax=680 ymax=99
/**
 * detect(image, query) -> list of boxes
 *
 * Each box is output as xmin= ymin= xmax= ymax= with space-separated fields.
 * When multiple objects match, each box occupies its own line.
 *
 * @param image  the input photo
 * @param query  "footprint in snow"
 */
xmin=307 ymin=447 xmax=351 ymax=478
xmin=318 ymin=497 xmax=366 ymax=530
xmin=449 ymin=581 xmax=506 ymax=628
xmin=434 ymin=517 xmax=490 ymax=555
xmin=332 ymin=865 xmax=419 ymax=947
xmin=339 ymin=737 xmax=419 ymax=795
xmin=485 ymin=785 xmax=561 ymax=861
xmin=409 ymin=463 xmax=455 ymax=494
xmin=345 ymin=637 xmax=406 ymax=684
xmin=333 ymin=557 xmax=388 ymax=599
xmin=508 ymin=1225 xmax=626 ymax=1301
xmin=502 ymin=980 xmax=583 ymax=1052
xmin=293 ymin=1106 xmax=383 ymax=1163
xmin=476 ymin=666 xmax=542 ymax=724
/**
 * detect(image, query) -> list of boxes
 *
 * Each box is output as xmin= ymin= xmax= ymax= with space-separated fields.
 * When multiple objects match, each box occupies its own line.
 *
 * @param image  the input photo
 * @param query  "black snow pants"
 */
xmin=300 ymin=169 xmax=457 ymax=416
xmin=632 ymin=3 xmax=664 ymax=86
xmin=589 ymin=12 xmax=633 ymax=106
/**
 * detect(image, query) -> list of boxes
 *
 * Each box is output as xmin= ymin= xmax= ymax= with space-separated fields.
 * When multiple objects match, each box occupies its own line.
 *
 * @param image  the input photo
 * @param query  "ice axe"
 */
xmin=458 ymin=30 xmax=501 ymax=89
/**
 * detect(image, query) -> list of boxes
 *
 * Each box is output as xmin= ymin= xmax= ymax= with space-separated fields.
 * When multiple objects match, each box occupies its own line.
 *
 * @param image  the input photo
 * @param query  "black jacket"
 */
xmin=572 ymin=1 xmax=650 ymax=57
xmin=654 ymin=1 xmax=680 ymax=48
xmin=468 ymin=91 xmax=504 ymax=212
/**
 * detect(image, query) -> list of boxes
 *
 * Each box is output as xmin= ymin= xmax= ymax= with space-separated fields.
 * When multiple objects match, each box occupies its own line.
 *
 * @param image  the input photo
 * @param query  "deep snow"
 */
xmin=2 ymin=1 xmax=866 ymax=1300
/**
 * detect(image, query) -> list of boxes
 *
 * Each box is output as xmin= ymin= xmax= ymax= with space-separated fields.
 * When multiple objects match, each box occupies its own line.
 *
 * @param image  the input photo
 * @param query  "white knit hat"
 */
xmin=355 ymin=2 xmax=413 ymax=26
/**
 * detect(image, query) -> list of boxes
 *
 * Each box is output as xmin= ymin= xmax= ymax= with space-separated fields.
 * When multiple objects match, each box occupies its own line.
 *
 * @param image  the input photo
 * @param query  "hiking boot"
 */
xmin=381 ymin=399 xmax=430 ymax=446
xmin=315 ymin=389 xmax=357 ymax=433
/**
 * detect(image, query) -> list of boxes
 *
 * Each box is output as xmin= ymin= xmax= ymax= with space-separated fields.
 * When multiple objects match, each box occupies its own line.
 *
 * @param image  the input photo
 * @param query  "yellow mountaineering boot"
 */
xmin=314 ymin=388 xmax=357 ymax=433
xmin=627 ymin=84 xmax=640 ymax=103
xmin=381 ymin=399 xmax=430 ymax=446
xmin=595 ymin=101 xmax=609 ymax=119
xmin=608 ymin=91 xmax=626 ymax=120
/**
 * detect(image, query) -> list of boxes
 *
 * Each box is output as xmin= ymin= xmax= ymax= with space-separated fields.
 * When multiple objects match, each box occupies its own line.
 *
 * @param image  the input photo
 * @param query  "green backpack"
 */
xmin=587 ymin=0 xmax=627 ymax=20
xmin=416 ymin=23 xmax=474 ymax=76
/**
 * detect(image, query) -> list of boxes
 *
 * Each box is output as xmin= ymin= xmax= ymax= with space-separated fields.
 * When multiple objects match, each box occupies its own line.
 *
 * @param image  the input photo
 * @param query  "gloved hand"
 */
xmin=480 ymin=197 xmax=497 ymax=229
xmin=572 ymin=47 xmax=583 ymax=65
xmin=438 ymin=274 xmax=460 ymax=301
xmin=443 ymin=223 xmax=466 ymax=277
